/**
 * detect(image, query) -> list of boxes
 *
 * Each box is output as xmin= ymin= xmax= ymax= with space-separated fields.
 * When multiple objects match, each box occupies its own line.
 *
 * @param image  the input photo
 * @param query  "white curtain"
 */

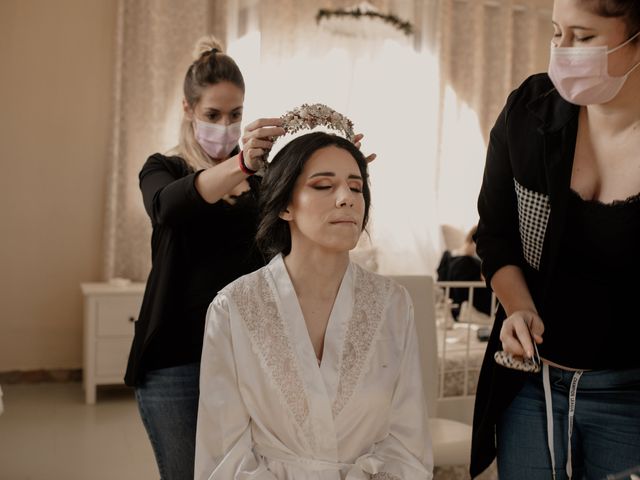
xmin=435 ymin=0 xmax=554 ymax=232
xmin=103 ymin=0 xmax=227 ymax=281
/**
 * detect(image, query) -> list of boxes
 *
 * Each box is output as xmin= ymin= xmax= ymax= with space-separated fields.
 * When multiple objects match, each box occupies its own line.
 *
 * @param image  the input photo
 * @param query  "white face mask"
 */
xmin=194 ymin=119 xmax=242 ymax=159
xmin=548 ymin=31 xmax=640 ymax=105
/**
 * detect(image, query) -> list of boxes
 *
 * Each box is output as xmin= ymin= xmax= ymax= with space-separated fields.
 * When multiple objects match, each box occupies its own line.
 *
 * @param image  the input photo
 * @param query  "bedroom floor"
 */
xmin=0 ymin=382 xmax=490 ymax=480
xmin=0 ymin=383 xmax=157 ymax=480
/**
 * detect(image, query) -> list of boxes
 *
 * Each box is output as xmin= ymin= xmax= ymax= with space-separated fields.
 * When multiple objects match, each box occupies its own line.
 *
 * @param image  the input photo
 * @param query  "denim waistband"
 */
xmin=544 ymin=365 xmax=640 ymax=390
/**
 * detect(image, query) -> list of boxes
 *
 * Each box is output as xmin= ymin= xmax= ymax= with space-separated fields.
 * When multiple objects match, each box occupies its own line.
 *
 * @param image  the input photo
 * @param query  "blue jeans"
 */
xmin=496 ymin=366 xmax=640 ymax=480
xmin=135 ymin=362 xmax=200 ymax=480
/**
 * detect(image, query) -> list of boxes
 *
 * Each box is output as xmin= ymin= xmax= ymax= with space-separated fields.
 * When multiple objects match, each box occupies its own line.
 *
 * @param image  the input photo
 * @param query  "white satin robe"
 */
xmin=195 ymin=254 xmax=433 ymax=480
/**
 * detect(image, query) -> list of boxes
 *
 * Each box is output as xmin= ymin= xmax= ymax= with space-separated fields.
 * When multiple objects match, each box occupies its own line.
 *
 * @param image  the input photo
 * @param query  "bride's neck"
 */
xmin=283 ymin=250 xmax=349 ymax=299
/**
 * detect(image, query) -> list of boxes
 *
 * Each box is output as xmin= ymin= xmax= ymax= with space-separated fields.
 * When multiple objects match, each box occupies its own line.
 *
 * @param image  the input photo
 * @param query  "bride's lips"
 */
xmin=329 ymin=217 xmax=358 ymax=225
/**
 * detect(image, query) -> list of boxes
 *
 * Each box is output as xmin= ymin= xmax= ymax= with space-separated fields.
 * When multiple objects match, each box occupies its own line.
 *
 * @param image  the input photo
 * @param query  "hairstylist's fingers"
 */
xmin=243 ymin=138 xmax=273 ymax=151
xmin=243 ymin=127 xmax=285 ymax=144
xmin=246 ymin=148 xmax=265 ymax=159
xmin=244 ymin=117 xmax=284 ymax=133
xmin=352 ymin=133 xmax=376 ymax=162
xmin=245 ymin=148 xmax=265 ymax=170
xmin=255 ymin=126 xmax=285 ymax=139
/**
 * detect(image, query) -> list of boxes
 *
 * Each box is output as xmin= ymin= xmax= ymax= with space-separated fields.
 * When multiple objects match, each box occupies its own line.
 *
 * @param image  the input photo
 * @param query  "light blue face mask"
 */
xmin=548 ymin=30 xmax=640 ymax=105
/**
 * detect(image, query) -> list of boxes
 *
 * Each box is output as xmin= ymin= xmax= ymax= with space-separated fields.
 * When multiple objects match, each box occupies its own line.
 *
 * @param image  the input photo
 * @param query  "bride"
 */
xmin=195 ymin=128 xmax=433 ymax=480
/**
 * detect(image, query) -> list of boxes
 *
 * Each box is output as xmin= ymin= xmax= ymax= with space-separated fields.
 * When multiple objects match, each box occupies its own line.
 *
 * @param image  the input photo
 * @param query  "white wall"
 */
xmin=0 ymin=0 xmax=118 ymax=371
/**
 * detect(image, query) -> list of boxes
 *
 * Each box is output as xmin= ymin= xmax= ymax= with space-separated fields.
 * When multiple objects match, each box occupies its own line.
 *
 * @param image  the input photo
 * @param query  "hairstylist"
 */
xmin=124 ymin=35 xmax=284 ymax=479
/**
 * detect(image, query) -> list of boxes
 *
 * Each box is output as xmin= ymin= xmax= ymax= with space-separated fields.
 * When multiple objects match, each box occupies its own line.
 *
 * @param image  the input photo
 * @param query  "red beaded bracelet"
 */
xmin=238 ymin=151 xmax=257 ymax=176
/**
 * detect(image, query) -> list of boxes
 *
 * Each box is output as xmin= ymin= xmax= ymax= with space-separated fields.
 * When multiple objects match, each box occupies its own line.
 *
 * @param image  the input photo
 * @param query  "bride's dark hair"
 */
xmin=256 ymin=132 xmax=371 ymax=260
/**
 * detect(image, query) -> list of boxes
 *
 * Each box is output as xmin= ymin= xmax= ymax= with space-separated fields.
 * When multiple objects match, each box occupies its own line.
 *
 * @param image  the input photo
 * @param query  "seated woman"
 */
xmin=437 ymin=225 xmax=492 ymax=320
xmin=195 ymin=130 xmax=433 ymax=479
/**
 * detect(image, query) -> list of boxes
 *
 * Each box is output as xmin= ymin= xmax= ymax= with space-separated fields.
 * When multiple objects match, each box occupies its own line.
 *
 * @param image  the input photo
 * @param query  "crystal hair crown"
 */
xmin=263 ymin=103 xmax=355 ymax=164
xmin=281 ymin=103 xmax=355 ymax=141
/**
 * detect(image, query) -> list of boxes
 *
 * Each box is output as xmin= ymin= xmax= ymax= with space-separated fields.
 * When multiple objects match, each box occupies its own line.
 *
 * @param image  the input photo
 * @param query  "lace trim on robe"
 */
xmin=332 ymin=265 xmax=392 ymax=417
xmin=371 ymin=473 xmax=402 ymax=480
xmin=224 ymin=269 xmax=315 ymax=449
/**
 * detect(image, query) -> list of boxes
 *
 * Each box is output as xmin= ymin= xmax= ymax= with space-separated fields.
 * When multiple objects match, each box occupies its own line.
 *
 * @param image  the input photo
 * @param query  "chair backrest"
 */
xmin=388 ymin=275 xmax=438 ymax=416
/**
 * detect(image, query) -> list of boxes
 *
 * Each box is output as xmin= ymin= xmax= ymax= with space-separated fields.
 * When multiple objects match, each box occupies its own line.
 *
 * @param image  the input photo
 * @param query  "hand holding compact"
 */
xmin=494 ymin=310 xmax=543 ymax=372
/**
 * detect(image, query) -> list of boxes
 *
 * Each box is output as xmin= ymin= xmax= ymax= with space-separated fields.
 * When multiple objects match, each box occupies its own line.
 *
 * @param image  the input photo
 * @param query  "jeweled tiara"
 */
xmin=263 ymin=103 xmax=355 ymax=164
xmin=281 ymin=103 xmax=355 ymax=141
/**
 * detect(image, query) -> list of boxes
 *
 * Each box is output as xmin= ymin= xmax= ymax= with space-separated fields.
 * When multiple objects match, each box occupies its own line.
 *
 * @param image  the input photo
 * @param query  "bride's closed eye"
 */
xmin=310 ymin=184 xmax=362 ymax=193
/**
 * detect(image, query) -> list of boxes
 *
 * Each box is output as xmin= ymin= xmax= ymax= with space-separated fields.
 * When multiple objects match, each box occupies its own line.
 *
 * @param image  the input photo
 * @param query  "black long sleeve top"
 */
xmin=124 ymin=153 xmax=265 ymax=386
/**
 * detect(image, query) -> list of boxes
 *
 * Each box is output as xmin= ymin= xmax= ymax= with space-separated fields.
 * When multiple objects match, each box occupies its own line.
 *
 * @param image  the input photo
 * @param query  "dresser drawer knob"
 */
xmin=128 ymin=316 xmax=136 ymax=323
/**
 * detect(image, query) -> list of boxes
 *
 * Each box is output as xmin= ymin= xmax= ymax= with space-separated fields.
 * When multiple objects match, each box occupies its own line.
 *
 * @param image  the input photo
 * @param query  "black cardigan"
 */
xmin=471 ymin=73 xmax=581 ymax=476
xmin=124 ymin=153 xmax=265 ymax=386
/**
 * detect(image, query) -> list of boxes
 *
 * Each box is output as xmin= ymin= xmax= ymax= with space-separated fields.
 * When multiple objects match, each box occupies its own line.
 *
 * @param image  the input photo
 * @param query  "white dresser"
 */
xmin=81 ymin=282 xmax=145 ymax=404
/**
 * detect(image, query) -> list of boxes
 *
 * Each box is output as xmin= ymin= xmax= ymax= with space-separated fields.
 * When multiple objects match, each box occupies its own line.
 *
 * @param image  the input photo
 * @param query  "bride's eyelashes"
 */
xmin=308 ymin=181 xmax=363 ymax=193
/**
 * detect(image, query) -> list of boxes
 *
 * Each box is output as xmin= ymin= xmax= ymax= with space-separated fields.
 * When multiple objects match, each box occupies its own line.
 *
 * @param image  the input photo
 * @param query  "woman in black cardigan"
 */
xmin=472 ymin=1 xmax=640 ymax=478
xmin=123 ymin=35 xmax=285 ymax=479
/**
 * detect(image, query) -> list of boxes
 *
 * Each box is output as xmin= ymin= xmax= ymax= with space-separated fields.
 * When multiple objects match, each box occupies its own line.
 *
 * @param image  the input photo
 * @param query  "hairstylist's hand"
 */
xmin=242 ymin=118 xmax=285 ymax=171
xmin=500 ymin=310 xmax=544 ymax=360
xmin=353 ymin=133 xmax=377 ymax=163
